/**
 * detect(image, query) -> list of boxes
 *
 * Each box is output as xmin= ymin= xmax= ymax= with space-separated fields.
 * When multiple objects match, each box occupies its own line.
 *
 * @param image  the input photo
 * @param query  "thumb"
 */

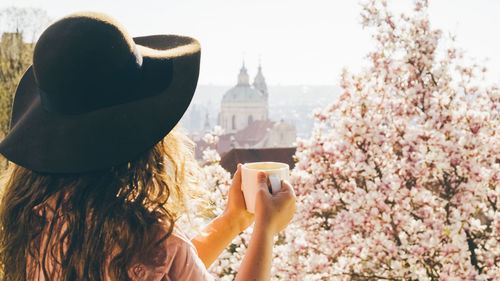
xmin=255 ymin=172 xmax=271 ymax=204
xmin=278 ymin=180 xmax=293 ymax=193
xmin=257 ymin=171 xmax=268 ymax=190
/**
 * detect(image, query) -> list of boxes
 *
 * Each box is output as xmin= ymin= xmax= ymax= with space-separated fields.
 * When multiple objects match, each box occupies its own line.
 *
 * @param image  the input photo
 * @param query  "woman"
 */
xmin=0 ymin=12 xmax=296 ymax=281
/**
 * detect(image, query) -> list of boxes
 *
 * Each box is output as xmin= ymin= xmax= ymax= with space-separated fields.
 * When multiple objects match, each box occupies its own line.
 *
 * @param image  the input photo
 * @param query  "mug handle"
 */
xmin=269 ymin=174 xmax=281 ymax=195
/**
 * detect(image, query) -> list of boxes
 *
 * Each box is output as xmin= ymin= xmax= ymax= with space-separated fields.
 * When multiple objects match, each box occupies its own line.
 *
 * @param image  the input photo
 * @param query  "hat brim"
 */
xmin=0 ymin=35 xmax=201 ymax=173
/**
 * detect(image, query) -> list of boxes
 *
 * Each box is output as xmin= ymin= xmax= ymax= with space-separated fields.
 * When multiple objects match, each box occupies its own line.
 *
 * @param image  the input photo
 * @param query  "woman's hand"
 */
xmin=223 ymin=164 xmax=255 ymax=233
xmin=254 ymin=171 xmax=296 ymax=236
xmin=235 ymin=172 xmax=296 ymax=281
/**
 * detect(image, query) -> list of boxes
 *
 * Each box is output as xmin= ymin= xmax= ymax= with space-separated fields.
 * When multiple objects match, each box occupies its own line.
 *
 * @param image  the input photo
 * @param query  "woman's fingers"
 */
xmin=231 ymin=163 xmax=242 ymax=189
xmin=257 ymin=171 xmax=269 ymax=190
xmin=278 ymin=180 xmax=294 ymax=195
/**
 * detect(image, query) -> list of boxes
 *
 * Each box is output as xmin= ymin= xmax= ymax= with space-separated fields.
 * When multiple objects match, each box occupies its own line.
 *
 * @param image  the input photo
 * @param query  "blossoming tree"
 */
xmin=278 ymin=0 xmax=500 ymax=280
xmin=195 ymin=0 xmax=499 ymax=280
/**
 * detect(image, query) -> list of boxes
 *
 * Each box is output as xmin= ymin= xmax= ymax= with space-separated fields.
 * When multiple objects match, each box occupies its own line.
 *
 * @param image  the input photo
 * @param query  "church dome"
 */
xmin=222 ymin=85 xmax=266 ymax=103
xmin=273 ymin=119 xmax=295 ymax=131
xmin=222 ymin=62 xmax=266 ymax=103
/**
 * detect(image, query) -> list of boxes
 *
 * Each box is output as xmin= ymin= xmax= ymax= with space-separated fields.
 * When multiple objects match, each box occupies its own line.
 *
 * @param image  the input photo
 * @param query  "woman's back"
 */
xmin=27 ymin=198 xmax=209 ymax=281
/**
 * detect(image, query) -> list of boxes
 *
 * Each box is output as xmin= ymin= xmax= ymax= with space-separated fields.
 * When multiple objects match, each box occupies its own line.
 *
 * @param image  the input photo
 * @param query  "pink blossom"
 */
xmin=178 ymin=0 xmax=500 ymax=279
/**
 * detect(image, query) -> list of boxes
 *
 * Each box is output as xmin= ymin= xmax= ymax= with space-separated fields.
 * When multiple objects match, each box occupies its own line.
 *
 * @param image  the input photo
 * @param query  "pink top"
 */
xmin=28 ymin=200 xmax=215 ymax=281
xmin=127 ymin=227 xmax=215 ymax=281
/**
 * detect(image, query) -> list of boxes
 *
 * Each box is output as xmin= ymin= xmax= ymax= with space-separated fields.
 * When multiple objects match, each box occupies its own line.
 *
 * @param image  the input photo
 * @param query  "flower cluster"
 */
xmin=278 ymin=0 xmax=499 ymax=280
xmin=186 ymin=1 xmax=500 ymax=280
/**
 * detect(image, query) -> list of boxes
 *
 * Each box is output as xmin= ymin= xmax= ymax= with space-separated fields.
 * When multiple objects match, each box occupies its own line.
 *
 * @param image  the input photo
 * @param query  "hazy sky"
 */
xmin=1 ymin=0 xmax=499 ymax=85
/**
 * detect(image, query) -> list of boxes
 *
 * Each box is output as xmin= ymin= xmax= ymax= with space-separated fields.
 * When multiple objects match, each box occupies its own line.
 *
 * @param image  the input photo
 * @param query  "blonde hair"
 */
xmin=0 ymin=126 xmax=208 ymax=281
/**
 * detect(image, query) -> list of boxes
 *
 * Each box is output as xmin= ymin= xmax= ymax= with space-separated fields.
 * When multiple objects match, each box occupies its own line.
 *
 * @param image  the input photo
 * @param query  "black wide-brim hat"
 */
xmin=0 ymin=12 xmax=201 ymax=173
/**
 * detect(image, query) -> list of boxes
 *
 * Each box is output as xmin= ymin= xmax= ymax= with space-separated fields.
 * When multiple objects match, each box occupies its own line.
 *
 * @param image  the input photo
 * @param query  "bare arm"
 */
xmin=191 ymin=164 xmax=254 ymax=268
xmin=235 ymin=223 xmax=274 ymax=281
xmin=235 ymin=173 xmax=296 ymax=281
xmin=191 ymin=213 xmax=242 ymax=268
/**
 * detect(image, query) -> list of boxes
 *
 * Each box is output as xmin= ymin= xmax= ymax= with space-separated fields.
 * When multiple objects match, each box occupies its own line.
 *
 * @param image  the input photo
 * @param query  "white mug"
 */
xmin=241 ymin=162 xmax=290 ymax=213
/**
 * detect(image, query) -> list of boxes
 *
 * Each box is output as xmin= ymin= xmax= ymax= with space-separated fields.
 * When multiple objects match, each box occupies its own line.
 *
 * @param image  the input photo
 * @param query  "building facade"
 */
xmin=220 ymin=62 xmax=268 ymax=134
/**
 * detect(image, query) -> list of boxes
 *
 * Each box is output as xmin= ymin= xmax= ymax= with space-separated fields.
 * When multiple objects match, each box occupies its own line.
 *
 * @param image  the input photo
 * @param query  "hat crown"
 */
xmin=33 ymin=12 xmax=143 ymax=114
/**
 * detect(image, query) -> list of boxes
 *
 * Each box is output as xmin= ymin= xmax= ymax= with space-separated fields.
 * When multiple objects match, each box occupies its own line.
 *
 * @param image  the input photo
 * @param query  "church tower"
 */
xmin=220 ymin=61 xmax=268 ymax=133
xmin=253 ymin=63 xmax=268 ymax=100
xmin=203 ymin=112 xmax=210 ymax=132
xmin=238 ymin=61 xmax=250 ymax=86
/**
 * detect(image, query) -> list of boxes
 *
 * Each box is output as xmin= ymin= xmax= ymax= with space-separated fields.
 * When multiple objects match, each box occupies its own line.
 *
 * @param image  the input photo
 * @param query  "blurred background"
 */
xmin=1 ymin=0 xmax=499 ymax=159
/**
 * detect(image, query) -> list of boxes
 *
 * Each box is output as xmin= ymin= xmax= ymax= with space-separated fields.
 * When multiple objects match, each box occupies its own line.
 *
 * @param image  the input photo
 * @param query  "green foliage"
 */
xmin=0 ymin=7 xmax=50 ymax=168
xmin=0 ymin=32 xmax=33 ymax=137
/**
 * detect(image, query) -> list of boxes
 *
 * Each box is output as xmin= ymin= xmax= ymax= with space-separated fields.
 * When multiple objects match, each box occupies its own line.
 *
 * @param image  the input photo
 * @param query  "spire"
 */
xmin=203 ymin=112 xmax=210 ymax=131
xmin=237 ymin=60 xmax=250 ymax=86
xmin=253 ymin=61 xmax=268 ymax=99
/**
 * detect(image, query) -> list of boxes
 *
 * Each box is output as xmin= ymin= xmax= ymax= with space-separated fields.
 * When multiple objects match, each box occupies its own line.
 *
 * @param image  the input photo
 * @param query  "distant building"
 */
xmin=220 ymin=62 xmax=268 ymax=134
xmin=253 ymin=64 xmax=268 ymax=99
xmin=213 ymin=62 xmax=296 ymax=156
xmin=255 ymin=119 xmax=296 ymax=148
xmin=203 ymin=112 xmax=211 ymax=133
xmin=217 ymin=120 xmax=275 ymax=155
xmin=193 ymin=61 xmax=298 ymax=162
xmin=182 ymin=104 xmax=203 ymax=133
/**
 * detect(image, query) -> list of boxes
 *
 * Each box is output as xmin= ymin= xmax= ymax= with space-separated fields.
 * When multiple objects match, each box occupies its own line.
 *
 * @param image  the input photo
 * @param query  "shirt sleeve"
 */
xmin=165 ymin=231 xmax=215 ymax=281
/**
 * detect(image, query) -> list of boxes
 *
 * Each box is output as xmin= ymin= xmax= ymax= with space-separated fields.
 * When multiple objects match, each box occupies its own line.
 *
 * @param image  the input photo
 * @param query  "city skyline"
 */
xmin=1 ymin=0 xmax=499 ymax=85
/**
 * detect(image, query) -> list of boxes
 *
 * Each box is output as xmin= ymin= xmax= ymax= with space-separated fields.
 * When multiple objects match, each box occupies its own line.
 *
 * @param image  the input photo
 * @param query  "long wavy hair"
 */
xmin=0 ymin=126 xmax=206 ymax=281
